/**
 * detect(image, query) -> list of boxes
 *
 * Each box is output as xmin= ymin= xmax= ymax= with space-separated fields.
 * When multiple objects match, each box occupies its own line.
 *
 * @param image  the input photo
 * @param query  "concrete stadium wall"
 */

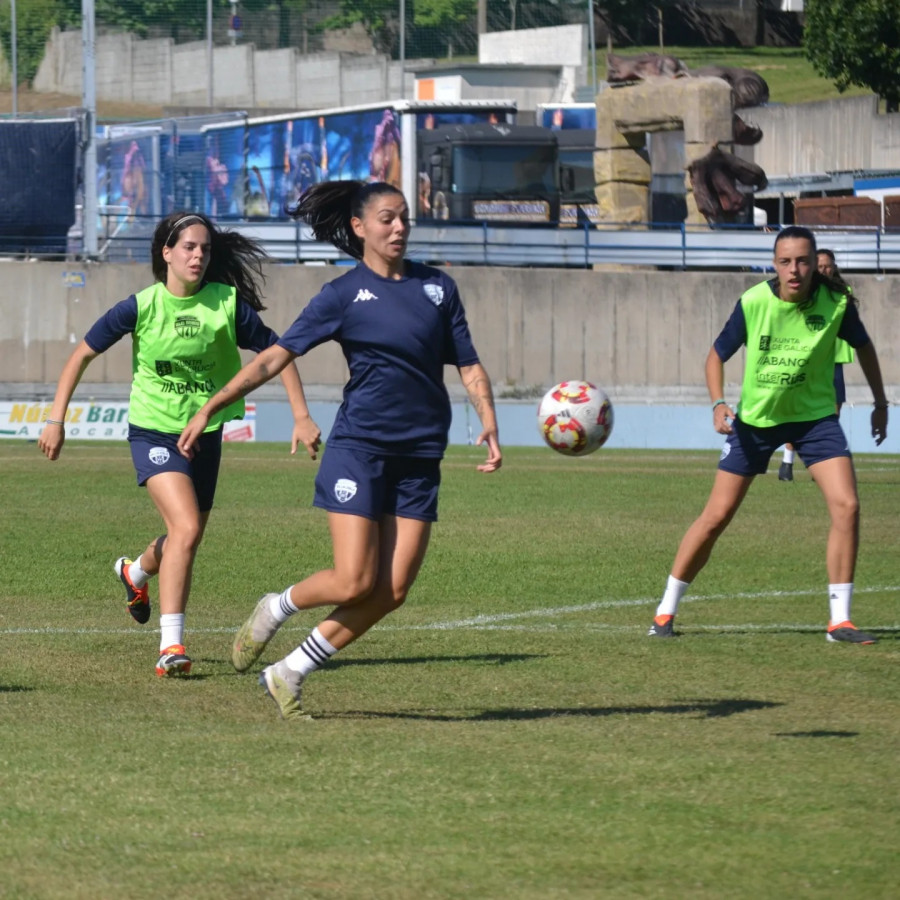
xmin=33 ymin=28 xmax=416 ymax=111
xmin=2 ymin=262 xmax=898 ymax=402
xmin=480 ymin=24 xmax=586 ymax=68
xmin=743 ymin=95 xmax=900 ymax=175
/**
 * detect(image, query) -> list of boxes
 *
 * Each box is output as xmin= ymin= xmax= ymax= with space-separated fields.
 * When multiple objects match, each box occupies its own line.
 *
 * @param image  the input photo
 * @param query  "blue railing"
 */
xmin=71 ymin=217 xmax=900 ymax=271
xmin=230 ymin=220 xmax=900 ymax=271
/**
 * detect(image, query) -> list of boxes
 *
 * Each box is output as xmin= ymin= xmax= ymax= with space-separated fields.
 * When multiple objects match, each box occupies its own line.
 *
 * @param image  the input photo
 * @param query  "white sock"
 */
xmin=159 ymin=613 xmax=185 ymax=650
xmin=782 ymin=448 xmax=795 ymax=464
xmin=284 ymin=626 xmax=338 ymax=678
xmin=828 ymin=583 xmax=853 ymax=625
xmin=129 ymin=556 xmax=150 ymax=588
xmin=268 ymin=586 xmax=298 ymax=624
xmin=655 ymin=575 xmax=690 ymax=618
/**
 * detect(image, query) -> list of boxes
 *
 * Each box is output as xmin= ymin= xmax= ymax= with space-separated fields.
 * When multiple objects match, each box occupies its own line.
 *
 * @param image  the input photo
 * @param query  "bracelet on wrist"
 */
xmin=712 ymin=399 xmax=727 ymax=410
xmin=45 ymin=419 xmax=65 ymax=426
xmin=873 ymin=401 xmax=889 ymax=409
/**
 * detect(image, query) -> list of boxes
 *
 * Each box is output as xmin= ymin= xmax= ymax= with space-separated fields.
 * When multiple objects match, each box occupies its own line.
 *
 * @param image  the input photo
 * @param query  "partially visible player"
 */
xmin=177 ymin=180 xmax=502 ymax=719
xmin=648 ymin=226 xmax=888 ymax=643
xmin=778 ymin=247 xmax=854 ymax=481
xmin=39 ymin=212 xmax=321 ymax=677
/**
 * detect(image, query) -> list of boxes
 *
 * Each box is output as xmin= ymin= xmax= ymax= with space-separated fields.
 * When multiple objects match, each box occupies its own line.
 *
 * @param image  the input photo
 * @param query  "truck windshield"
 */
xmin=452 ymin=144 xmax=556 ymax=194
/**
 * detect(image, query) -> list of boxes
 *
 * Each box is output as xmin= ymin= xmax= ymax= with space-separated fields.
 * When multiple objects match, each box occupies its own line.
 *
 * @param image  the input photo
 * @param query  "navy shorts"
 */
xmin=313 ymin=445 xmax=442 ymax=522
xmin=718 ymin=415 xmax=850 ymax=477
xmin=128 ymin=424 xmax=223 ymax=512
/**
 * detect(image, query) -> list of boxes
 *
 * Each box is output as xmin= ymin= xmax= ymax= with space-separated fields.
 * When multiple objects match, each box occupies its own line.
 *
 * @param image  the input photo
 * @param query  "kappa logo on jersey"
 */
xmin=334 ymin=478 xmax=358 ymax=503
xmin=149 ymin=446 xmax=170 ymax=466
xmin=423 ymin=284 xmax=444 ymax=307
xmin=174 ymin=315 xmax=202 ymax=338
xmin=353 ymin=289 xmax=378 ymax=303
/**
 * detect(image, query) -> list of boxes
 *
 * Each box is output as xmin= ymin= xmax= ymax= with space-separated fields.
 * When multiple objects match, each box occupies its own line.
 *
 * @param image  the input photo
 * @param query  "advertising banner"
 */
xmin=0 ymin=401 xmax=256 ymax=442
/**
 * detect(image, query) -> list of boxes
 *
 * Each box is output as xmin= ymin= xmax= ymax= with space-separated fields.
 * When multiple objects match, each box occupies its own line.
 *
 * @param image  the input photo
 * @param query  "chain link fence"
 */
xmin=1 ymin=1 xmax=594 ymax=87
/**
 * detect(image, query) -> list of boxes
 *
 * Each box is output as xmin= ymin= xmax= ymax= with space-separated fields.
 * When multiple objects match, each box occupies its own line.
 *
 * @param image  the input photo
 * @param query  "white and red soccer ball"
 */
xmin=536 ymin=381 xmax=614 ymax=456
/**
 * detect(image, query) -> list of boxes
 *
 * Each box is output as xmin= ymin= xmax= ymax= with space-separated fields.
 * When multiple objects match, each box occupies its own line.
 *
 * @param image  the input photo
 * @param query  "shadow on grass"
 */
xmin=0 ymin=685 xmax=33 ymax=693
xmin=324 ymin=698 xmax=782 ymax=722
xmin=773 ymin=730 xmax=859 ymax=738
xmin=192 ymin=653 xmax=543 ymax=677
xmin=327 ymin=653 xmax=544 ymax=670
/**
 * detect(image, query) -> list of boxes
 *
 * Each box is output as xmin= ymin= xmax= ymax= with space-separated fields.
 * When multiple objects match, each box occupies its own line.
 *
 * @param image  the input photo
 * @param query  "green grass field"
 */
xmin=1 ymin=441 xmax=898 ymax=899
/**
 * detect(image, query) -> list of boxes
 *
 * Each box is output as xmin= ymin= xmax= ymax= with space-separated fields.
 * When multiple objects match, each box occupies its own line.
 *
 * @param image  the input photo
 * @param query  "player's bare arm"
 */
xmin=855 ymin=340 xmax=889 ymax=444
xmin=459 ymin=363 xmax=502 ymax=472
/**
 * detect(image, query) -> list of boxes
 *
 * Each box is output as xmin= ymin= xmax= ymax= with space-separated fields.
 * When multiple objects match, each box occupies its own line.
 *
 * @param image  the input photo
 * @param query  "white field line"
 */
xmin=2 ymin=585 xmax=897 ymax=637
xmin=398 ymin=585 xmax=899 ymax=631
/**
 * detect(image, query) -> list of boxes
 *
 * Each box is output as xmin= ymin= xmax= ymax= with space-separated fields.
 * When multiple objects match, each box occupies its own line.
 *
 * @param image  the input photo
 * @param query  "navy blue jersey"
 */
xmin=279 ymin=260 xmax=480 ymax=457
xmin=83 ymin=289 xmax=279 ymax=354
xmin=714 ymin=278 xmax=870 ymax=362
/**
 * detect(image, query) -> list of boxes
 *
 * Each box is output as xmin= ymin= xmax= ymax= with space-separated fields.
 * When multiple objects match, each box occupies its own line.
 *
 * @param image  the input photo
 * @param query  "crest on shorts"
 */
xmin=334 ymin=478 xmax=358 ymax=503
xmin=423 ymin=284 xmax=444 ymax=307
xmin=149 ymin=446 xmax=170 ymax=466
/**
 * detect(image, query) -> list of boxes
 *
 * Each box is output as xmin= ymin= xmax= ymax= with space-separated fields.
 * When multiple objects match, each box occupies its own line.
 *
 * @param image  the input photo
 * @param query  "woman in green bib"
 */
xmin=38 ymin=212 xmax=321 ymax=677
xmin=648 ymin=226 xmax=889 ymax=643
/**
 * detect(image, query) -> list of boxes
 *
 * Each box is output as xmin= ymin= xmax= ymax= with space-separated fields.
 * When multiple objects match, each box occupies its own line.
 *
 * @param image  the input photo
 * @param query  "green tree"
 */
xmin=0 ymin=0 xmax=66 ymax=85
xmin=804 ymin=0 xmax=900 ymax=112
xmin=93 ymin=0 xmax=208 ymax=38
xmin=322 ymin=0 xmax=398 ymax=54
xmin=415 ymin=0 xmax=476 ymax=57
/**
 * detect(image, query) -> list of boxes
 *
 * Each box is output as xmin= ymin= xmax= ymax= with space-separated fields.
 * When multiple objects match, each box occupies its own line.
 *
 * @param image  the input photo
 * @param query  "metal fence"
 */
xmin=96 ymin=218 xmax=900 ymax=272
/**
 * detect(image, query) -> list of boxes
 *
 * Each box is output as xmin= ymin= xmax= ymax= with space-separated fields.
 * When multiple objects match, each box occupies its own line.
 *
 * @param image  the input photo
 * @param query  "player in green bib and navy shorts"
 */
xmin=39 ymin=212 xmax=321 ymax=677
xmin=778 ymin=247 xmax=854 ymax=481
xmin=648 ymin=226 xmax=889 ymax=644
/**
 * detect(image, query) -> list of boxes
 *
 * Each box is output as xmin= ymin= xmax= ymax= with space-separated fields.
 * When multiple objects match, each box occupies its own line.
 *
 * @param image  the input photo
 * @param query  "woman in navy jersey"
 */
xmin=177 ymin=180 xmax=503 ymax=719
xmin=38 ymin=212 xmax=321 ymax=677
xmin=647 ymin=227 xmax=888 ymax=644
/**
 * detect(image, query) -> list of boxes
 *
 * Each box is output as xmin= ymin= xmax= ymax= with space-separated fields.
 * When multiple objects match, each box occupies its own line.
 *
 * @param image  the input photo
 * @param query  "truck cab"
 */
xmin=417 ymin=123 xmax=560 ymax=224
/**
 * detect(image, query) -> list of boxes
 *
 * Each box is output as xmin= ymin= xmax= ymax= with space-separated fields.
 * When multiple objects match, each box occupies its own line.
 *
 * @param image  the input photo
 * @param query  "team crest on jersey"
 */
xmin=334 ymin=478 xmax=358 ymax=503
xmin=423 ymin=284 xmax=444 ymax=307
xmin=804 ymin=314 xmax=826 ymax=333
xmin=353 ymin=288 xmax=378 ymax=303
xmin=174 ymin=315 xmax=201 ymax=338
xmin=149 ymin=446 xmax=170 ymax=466
xmin=156 ymin=360 xmax=173 ymax=376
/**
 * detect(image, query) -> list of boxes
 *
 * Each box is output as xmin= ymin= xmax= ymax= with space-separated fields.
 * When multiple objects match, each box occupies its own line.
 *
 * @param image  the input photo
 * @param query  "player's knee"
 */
xmin=831 ymin=493 xmax=860 ymax=524
xmin=333 ymin=569 xmax=377 ymax=605
xmin=698 ymin=509 xmax=734 ymax=538
xmin=166 ymin=523 xmax=203 ymax=555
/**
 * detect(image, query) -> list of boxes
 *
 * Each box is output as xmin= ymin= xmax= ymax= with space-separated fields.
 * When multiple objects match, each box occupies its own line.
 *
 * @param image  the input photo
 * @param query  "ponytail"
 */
xmin=287 ymin=180 xmax=404 ymax=259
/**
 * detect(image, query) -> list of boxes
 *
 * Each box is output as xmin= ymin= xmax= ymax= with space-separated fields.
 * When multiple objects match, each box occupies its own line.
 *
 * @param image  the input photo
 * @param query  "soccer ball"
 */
xmin=536 ymin=381 xmax=614 ymax=456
